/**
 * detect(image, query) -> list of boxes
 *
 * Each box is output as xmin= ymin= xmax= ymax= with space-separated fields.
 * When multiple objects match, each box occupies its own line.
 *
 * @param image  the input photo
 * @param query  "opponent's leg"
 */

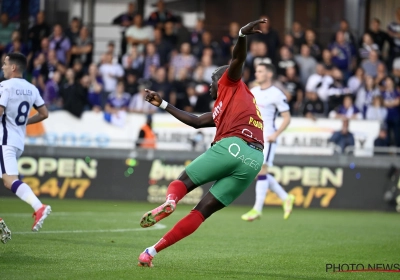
xmin=268 ymin=176 xmax=295 ymax=219
xmin=241 ymin=165 xmax=269 ymax=221
xmin=138 ymin=192 xmax=224 ymax=267
xmin=0 ymin=218 xmax=11 ymax=244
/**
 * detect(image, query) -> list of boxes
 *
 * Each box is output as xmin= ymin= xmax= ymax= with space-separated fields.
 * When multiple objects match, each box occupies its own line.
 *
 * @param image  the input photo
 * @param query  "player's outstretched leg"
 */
xmin=139 ymin=180 xmax=187 ymax=228
xmin=241 ymin=174 xmax=268 ymax=221
xmin=8 ymin=179 xmax=52 ymax=231
xmin=0 ymin=218 xmax=11 ymax=244
xmin=267 ymin=175 xmax=295 ymax=219
xmin=138 ymin=192 xmax=223 ymax=267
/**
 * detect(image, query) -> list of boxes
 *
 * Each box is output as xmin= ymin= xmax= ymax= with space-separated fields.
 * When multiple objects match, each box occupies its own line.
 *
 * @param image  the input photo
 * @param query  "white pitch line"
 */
xmin=12 ymin=223 xmax=166 ymax=234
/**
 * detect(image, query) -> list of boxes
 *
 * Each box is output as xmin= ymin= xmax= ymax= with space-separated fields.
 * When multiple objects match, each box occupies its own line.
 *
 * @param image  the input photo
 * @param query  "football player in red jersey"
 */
xmin=137 ymin=19 xmax=268 ymax=267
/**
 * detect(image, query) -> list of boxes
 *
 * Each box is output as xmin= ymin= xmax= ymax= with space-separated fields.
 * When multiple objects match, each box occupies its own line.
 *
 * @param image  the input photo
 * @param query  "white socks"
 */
xmin=253 ymin=175 xmax=269 ymax=213
xmin=146 ymin=246 xmax=157 ymax=257
xmin=14 ymin=181 xmax=43 ymax=211
xmin=268 ymin=175 xmax=288 ymax=201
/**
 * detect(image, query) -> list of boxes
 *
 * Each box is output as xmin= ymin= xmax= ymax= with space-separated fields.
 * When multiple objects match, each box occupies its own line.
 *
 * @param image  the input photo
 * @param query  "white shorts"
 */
xmin=263 ymin=142 xmax=276 ymax=167
xmin=0 ymin=145 xmax=23 ymax=178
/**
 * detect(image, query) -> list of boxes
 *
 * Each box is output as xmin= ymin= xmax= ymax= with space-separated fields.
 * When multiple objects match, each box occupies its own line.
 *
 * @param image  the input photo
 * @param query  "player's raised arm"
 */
xmin=227 ymin=19 xmax=267 ymax=81
xmin=144 ymin=89 xmax=215 ymax=129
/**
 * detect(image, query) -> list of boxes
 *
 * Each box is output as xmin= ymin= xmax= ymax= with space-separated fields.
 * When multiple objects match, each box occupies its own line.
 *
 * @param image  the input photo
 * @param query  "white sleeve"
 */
xmin=0 ymin=83 xmax=10 ymax=108
xmin=275 ymin=93 xmax=290 ymax=113
xmin=117 ymin=65 xmax=124 ymax=77
xmin=34 ymin=89 xmax=45 ymax=108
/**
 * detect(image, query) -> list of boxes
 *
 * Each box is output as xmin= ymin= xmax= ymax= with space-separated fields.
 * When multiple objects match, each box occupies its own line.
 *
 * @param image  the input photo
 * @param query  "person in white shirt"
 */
xmin=241 ymin=63 xmax=295 ymax=221
xmin=125 ymin=14 xmax=154 ymax=54
xmin=98 ymin=53 xmax=124 ymax=93
xmin=0 ymin=52 xmax=51 ymax=237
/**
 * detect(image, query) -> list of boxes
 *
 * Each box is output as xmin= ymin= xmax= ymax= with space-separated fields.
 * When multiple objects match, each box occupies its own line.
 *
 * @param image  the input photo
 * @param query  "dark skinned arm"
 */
xmin=227 ymin=19 xmax=268 ymax=81
xmin=144 ymin=89 xmax=215 ymax=129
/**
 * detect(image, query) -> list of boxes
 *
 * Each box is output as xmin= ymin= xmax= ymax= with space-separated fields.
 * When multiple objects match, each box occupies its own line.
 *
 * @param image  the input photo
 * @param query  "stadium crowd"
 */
xmin=0 ymin=1 xmax=400 ymax=147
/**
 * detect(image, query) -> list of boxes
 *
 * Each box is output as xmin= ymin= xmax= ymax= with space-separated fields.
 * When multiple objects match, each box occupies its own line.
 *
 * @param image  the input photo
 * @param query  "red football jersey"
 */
xmin=212 ymin=70 xmax=264 ymax=146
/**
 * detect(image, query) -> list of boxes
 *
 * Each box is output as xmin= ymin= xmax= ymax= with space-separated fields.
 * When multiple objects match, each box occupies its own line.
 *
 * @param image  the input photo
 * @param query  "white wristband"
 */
xmin=238 ymin=29 xmax=246 ymax=37
xmin=159 ymin=100 xmax=168 ymax=110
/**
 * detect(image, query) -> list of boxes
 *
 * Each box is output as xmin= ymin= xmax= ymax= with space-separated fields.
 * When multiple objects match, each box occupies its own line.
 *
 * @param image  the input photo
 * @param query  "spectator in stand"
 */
xmin=329 ymin=31 xmax=356 ymax=81
xmin=0 ymin=13 xmax=16 ymax=56
xmin=361 ymin=50 xmax=381 ymax=78
xmin=147 ymin=0 xmax=175 ymax=29
xmin=87 ymin=63 xmax=104 ymax=111
xmin=306 ymin=63 xmax=325 ymax=99
xmin=129 ymin=83 xmax=158 ymax=114
xmin=355 ymin=75 xmax=380 ymax=117
xmin=70 ymin=26 xmax=93 ymax=70
xmin=387 ymin=8 xmax=400 ymax=71
xmin=327 ymin=67 xmax=352 ymax=112
xmin=295 ymin=44 xmax=317 ymax=86
xmin=193 ymin=31 xmax=222 ymax=65
xmin=143 ymin=42 xmax=160 ymax=79
xmin=168 ymin=42 xmax=197 ymax=81
xmin=4 ymin=31 xmax=30 ymax=57
xmin=153 ymin=27 xmax=173 ymax=67
xmin=283 ymin=34 xmax=298 ymax=55
xmin=105 ymin=41 xmax=118 ymax=64
xmin=321 ymin=48 xmax=334 ymax=72
xmin=358 ymin=33 xmax=379 ymax=61
xmin=99 ymin=53 xmax=124 ymax=94
xmin=329 ymin=95 xmax=362 ymax=120
xmin=190 ymin=19 xmax=204 ymax=46
xmin=246 ymin=41 xmax=271 ymax=82
xmin=221 ymin=22 xmax=239 ymax=63
xmin=347 ymin=67 xmax=364 ymax=94
xmin=61 ymin=74 xmax=89 ymax=118
xmin=43 ymin=71 xmax=62 ymax=111
xmin=31 ymin=53 xmax=46 ymax=94
xmin=59 ymin=68 xmax=75 ymax=97
xmin=163 ymin=20 xmax=178 ymax=47
xmin=126 ymin=14 xmax=154 ymax=54
xmin=276 ymin=45 xmax=298 ymax=80
xmin=176 ymin=82 xmax=210 ymax=113
xmin=28 ymin=11 xmax=51 ymax=54
xmin=124 ymin=69 xmax=139 ymax=97
xmin=151 ymin=67 xmax=175 ymax=106
xmin=328 ymin=119 xmax=355 ymax=154
xmin=122 ymin=45 xmax=145 ymax=75
xmin=374 ymin=128 xmax=390 ymax=152
xmin=174 ymin=16 xmax=191 ymax=47
xmin=49 ymin=24 xmax=71 ymax=65
xmin=305 ymin=29 xmax=322 ymax=61
xmin=366 ymin=95 xmax=388 ymax=123
xmin=112 ymin=2 xmax=137 ymax=58
xmin=103 ymin=82 xmax=130 ymax=127
xmin=65 ymin=17 xmax=81 ymax=46
xmin=290 ymin=21 xmax=305 ymax=52
xmin=375 ymin=63 xmax=388 ymax=90
xmin=382 ymin=76 xmax=400 ymax=147
xmin=366 ymin=18 xmax=389 ymax=54
xmin=249 ymin=15 xmax=280 ymax=62
xmin=193 ymin=52 xmax=217 ymax=84
xmin=41 ymin=49 xmax=66 ymax=82
xmin=283 ymin=66 xmax=304 ymax=116
xmin=34 ymin=37 xmax=50 ymax=62
xmin=333 ymin=19 xmax=356 ymax=47
xmin=303 ymin=91 xmax=325 ymax=120
xmin=72 ymin=60 xmax=84 ymax=81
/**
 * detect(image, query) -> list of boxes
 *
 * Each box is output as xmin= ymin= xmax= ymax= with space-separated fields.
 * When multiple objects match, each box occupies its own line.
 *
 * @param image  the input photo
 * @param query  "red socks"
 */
xmin=154 ymin=210 xmax=205 ymax=253
xmin=166 ymin=180 xmax=187 ymax=202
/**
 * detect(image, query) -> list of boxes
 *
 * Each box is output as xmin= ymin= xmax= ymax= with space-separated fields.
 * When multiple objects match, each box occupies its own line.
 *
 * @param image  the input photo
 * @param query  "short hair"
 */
xmin=212 ymin=65 xmax=229 ymax=80
xmin=257 ymin=63 xmax=276 ymax=79
xmin=6 ymin=52 xmax=27 ymax=73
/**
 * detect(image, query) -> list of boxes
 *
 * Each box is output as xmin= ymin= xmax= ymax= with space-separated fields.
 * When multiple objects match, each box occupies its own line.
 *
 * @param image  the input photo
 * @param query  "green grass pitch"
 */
xmin=0 ymin=197 xmax=399 ymax=279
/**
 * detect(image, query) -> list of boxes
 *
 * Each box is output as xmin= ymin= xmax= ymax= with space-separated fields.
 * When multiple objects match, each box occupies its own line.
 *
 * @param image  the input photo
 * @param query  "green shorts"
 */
xmin=186 ymin=137 xmax=263 ymax=206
